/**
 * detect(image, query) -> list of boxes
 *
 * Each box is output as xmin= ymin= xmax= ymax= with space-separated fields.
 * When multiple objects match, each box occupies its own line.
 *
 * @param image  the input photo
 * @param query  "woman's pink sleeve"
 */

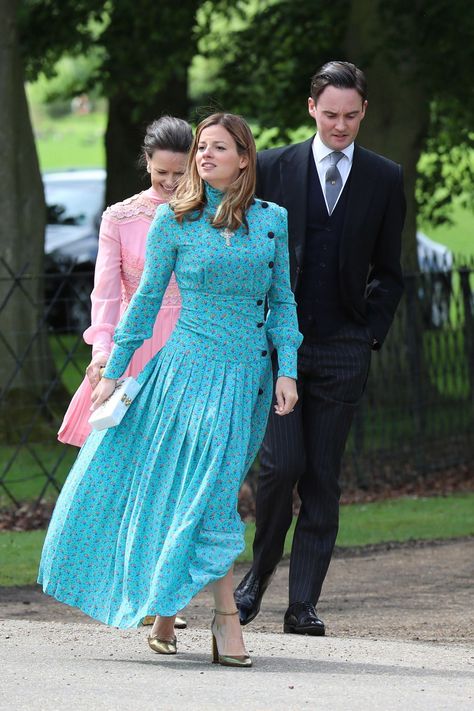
xmin=83 ymin=213 xmax=122 ymax=358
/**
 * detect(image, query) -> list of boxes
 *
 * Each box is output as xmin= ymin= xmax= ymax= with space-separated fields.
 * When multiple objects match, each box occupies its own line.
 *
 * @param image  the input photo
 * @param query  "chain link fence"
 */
xmin=0 ymin=256 xmax=473 ymax=512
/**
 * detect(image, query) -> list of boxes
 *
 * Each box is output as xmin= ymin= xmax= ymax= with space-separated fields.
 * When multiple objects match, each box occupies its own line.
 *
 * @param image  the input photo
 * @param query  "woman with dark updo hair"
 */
xmin=58 ymin=116 xmax=193 ymax=448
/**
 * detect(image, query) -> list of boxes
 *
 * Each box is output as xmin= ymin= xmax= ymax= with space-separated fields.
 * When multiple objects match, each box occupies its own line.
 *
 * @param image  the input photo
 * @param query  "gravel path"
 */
xmin=1 ymin=539 xmax=473 ymax=709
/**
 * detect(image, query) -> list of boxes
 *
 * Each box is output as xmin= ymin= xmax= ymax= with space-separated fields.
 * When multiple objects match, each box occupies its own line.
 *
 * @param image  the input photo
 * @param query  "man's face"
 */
xmin=308 ymin=86 xmax=367 ymax=150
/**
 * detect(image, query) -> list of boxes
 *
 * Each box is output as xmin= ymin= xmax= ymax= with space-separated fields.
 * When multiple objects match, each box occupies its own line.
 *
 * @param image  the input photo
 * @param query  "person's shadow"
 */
xmin=95 ymin=654 xmax=471 ymax=679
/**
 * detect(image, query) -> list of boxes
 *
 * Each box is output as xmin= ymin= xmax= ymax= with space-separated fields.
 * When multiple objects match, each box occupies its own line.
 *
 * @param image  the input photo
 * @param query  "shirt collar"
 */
xmin=312 ymin=132 xmax=354 ymax=164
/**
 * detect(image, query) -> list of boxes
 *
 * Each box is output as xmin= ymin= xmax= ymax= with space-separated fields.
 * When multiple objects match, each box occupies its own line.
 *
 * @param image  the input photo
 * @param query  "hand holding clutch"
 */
xmin=88 ymin=377 xmax=142 ymax=431
xmin=90 ymin=377 xmax=117 ymax=411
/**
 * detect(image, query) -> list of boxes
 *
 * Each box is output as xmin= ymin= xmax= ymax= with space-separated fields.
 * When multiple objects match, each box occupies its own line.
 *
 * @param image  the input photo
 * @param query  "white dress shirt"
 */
xmin=312 ymin=133 xmax=354 ymax=213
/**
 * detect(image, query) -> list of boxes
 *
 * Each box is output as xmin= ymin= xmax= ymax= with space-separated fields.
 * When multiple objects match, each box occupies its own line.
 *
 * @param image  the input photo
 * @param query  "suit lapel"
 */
xmin=280 ymin=137 xmax=313 ymax=268
xmin=340 ymin=144 xmax=379 ymax=266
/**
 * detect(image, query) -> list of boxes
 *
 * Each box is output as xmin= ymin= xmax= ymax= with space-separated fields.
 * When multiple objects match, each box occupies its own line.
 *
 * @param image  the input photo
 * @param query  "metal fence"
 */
xmin=0 ymin=257 xmax=473 ymax=512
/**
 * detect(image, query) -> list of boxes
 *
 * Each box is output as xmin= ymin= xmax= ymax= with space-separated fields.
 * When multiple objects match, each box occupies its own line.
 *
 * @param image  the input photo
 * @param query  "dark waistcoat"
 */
xmin=296 ymin=156 xmax=353 ymax=340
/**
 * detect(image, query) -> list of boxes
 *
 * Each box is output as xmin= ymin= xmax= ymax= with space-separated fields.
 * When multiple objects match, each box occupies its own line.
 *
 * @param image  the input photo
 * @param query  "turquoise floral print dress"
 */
xmin=39 ymin=184 xmax=302 ymax=628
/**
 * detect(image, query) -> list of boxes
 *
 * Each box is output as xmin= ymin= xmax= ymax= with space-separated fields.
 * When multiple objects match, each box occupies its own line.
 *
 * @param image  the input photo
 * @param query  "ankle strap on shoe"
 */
xmin=213 ymin=608 xmax=239 ymax=616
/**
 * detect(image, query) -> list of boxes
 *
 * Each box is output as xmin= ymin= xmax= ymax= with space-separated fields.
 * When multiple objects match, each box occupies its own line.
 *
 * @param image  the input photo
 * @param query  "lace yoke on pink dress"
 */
xmin=105 ymin=192 xmax=181 ymax=307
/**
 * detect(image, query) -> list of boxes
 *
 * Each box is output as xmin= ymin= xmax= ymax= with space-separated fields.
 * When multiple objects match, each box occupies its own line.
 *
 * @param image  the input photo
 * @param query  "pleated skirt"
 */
xmin=39 ymin=332 xmax=272 ymax=627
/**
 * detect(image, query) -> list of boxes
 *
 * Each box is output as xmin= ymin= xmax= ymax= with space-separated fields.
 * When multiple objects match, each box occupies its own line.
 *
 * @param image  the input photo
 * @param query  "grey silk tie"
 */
xmin=325 ymin=151 xmax=344 ymax=214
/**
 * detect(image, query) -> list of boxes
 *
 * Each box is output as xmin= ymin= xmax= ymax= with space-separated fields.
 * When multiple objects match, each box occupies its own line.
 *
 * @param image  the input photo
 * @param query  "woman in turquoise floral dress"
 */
xmin=39 ymin=113 xmax=302 ymax=667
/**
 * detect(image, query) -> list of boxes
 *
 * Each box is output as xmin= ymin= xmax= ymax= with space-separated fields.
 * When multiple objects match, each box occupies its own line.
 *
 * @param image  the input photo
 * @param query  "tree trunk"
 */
xmin=344 ymin=0 xmax=430 ymax=270
xmin=344 ymin=0 xmax=431 ymax=423
xmin=0 ymin=0 xmax=63 ymax=442
xmin=105 ymin=77 xmax=189 ymax=205
xmin=102 ymin=0 xmax=198 ymax=206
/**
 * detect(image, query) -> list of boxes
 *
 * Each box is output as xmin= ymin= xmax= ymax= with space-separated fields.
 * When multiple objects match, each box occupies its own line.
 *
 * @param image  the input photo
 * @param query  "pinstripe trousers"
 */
xmin=252 ymin=323 xmax=372 ymax=605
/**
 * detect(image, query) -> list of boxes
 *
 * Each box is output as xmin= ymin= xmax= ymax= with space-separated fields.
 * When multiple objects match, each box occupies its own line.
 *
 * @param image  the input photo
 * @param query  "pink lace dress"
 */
xmin=58 ymin=187 xmax=181 ymax=446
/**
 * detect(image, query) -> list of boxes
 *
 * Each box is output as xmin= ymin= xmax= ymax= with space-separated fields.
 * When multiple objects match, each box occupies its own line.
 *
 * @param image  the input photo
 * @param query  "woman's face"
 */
xmin=195 ymin=124 xmax=248 ymax=191
xmin=146 ymin=150 xmax=187 ymax=200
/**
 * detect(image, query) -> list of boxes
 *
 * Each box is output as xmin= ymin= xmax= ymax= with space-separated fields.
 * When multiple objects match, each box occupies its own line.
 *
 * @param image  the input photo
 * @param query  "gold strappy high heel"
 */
xmin=211 ymin=609 xmax=252 ymax=668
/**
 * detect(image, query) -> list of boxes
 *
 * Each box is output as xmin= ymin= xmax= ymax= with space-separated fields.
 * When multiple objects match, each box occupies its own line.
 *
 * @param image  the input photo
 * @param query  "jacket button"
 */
xmin=257 ymin=299 xmax=263 ymax=305
xmin=267 ymin=231 xmax=275 ymax=239
xmin=261 ymin=350 xmax=267 ymax=356
xmin=257 ymin=322 xmax=264 ymax=328
xmin=268 ymin=261 xmax=274 ymax=268
xmin=258 ymin=388 xmax=263 ymax=395
xmin=261 ymin=201 xmax=269 ymax=208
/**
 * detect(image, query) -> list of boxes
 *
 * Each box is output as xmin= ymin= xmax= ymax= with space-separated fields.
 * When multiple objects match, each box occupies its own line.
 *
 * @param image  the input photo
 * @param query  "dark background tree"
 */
xmin=0 ymin=0 xmax=59 ymax=441
xmin=18 ymin=0 xmax=201 ymax=204
xmin=202 ymin=0 xmax=474 ymax=269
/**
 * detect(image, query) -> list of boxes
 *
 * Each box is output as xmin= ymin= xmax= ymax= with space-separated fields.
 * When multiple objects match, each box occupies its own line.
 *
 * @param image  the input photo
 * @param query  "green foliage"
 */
xmin=20 ymin=1 xmax=207 ymax=202
xmin=2 ymin=494 xmax=472 ymax=585
xmin=197 ymin=0 xmax=348 ymax=138
xmin=367 ymin=1 xmax=474 ymax=227
xmin=27 ymin=53 xmax=105 ymax=108
xmin=200 ymin=0 xmax=474 ymax=222
xmin=19 ymin=1 xmax=203 ymax=118
xmin=379 ymin=1 xmax=474 ymax=105
xmin=18 ymin=1 xmax=109 ymax=82
xmin=417 ymin=115 xmax=474 ymax=227
xmin=98 ymin=1 xmax=200 ymax=115
xmin=20 ymin=1 xmax=474 ymax=221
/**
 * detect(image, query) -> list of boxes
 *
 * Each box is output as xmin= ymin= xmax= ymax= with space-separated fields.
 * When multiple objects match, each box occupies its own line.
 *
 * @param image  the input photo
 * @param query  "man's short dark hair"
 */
xmin=310 ymin=61 xmax=368 ymax=103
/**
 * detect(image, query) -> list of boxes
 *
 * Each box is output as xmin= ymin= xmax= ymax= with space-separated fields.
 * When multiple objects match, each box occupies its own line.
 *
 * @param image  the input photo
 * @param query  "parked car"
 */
xmin=416 ymin=230 xmax=453 ymax=328
xmin=43 ymin=169 xmax=106 ymax=332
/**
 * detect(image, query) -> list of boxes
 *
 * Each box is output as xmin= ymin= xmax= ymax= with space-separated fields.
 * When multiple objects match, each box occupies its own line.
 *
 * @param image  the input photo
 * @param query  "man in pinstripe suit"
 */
xmin=235 ymin=61 xmax=406 ymax=635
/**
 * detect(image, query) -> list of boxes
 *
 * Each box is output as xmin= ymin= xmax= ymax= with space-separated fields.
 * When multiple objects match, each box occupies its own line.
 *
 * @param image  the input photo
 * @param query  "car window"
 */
xmin=45 ymin=180 xmax=104 ymax=227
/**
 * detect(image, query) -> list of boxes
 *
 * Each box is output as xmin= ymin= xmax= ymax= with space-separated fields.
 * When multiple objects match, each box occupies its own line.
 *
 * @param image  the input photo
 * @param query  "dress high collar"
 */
xmin=204 ymin=182 xmax=225 ymax=211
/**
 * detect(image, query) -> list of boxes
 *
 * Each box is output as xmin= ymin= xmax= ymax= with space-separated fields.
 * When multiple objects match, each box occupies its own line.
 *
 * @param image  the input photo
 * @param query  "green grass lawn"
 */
xmin=420 ymin=203 xmax=474 ymax=258
xmin=1 ymin=493 xmax=472 ymax=586
xmin=34 ymin=111 xmax=106 ymax=171
xmin=246 ymin=493 xmax=474 ymax=554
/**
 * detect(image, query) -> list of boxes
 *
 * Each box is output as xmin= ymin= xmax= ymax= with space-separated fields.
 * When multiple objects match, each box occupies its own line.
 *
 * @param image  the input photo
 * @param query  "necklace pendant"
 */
xmin=220 ymin=228 xmax=234 ymax=247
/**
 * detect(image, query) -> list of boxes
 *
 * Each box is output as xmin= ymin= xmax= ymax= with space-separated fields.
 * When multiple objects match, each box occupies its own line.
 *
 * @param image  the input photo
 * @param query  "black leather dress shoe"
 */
xmin=283 ymin=602 xmax=325 ymax=636
xmin=234 ymin=569 xmax=275 ymax=626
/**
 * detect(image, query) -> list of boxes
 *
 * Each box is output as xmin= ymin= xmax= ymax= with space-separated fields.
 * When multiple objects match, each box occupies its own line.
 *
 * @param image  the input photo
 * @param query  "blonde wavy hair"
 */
xmin=171 ymin=113 xmax=256 ymax=233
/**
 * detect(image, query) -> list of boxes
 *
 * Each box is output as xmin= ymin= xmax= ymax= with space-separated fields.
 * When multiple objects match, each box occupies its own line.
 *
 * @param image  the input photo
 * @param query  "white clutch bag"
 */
xmin=88 ymin=376 xmax=142 ymax=431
